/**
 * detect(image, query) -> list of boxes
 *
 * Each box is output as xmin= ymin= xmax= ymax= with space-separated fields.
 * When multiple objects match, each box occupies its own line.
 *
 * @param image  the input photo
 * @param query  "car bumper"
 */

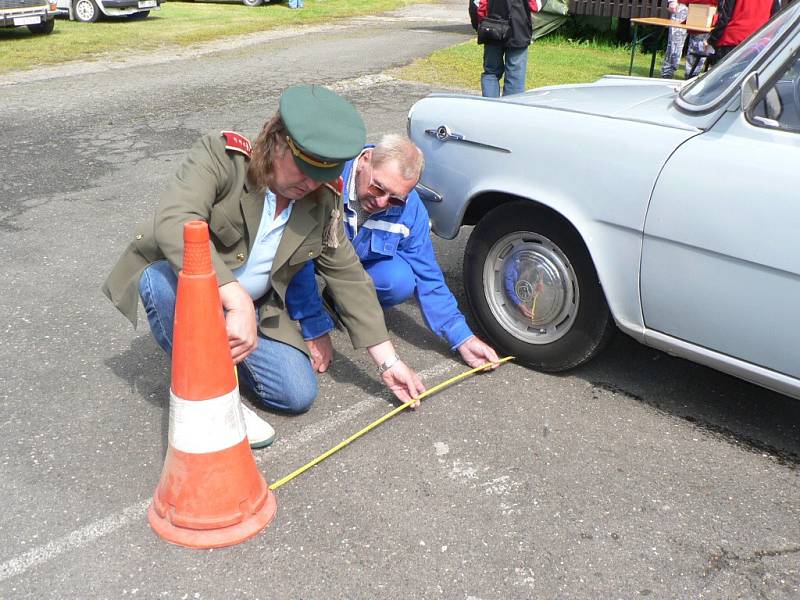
xmin=101 ymin=0 xmax=159 ymax=8
xmin=0 ymin=7 xmax=53 ymax=27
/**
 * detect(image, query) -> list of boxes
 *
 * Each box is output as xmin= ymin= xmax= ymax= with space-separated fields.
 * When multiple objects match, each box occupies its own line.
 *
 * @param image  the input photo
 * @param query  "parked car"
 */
xmin=54 ymin=0 xmax=159 ymax=22
xmin=408 ymin=4 xmax=800 ymax=400
xmin=1 ymin=0 xmax=56 ymax=33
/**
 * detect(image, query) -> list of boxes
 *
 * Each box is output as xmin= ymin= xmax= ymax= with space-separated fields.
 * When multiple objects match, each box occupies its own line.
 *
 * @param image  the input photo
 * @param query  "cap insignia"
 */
xmin=286 ymin=136 xmax=340 ymax=169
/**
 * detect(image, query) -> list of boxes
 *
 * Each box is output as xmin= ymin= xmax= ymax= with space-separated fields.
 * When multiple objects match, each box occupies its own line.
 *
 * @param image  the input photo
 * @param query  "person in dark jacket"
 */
xmin=477 ymin=0 xmax=543 ymax=97
xmin=707 ymin=0 xmax=779 ymax=63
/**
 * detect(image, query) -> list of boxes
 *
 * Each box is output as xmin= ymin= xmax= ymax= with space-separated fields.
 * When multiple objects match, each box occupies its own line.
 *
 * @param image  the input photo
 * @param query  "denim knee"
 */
xmin=277 ymin=373 xmax=317 ymax=414
xmin=238 ymin=339 xmax=318 ymax=414
xmin=246 ymin=366 xmax=317 ymax=414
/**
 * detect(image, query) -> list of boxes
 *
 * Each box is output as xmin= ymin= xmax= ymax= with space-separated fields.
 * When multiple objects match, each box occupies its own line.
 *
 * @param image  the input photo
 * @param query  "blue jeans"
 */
xmin=138 ymin=260 xmax=317 ymax=413
xmin=481 ymin=44 xmax=529 ymax=98
xmin=288 ymin=0 xmax=303 ymax=7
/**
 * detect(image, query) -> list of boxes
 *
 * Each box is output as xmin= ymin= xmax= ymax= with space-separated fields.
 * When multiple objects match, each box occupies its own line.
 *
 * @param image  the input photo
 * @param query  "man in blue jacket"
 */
xmin=286 ymin=134 xmax=499 ymax=373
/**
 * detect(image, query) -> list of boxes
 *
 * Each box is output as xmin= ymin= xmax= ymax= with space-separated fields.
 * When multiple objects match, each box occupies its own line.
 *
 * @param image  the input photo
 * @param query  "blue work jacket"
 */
xmin=286 ymin=154 xmax=473 ymax=351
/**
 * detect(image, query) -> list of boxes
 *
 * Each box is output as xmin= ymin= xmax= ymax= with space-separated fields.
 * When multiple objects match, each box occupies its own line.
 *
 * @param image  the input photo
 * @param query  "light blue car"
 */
xmin=407 ymin=4 xmax=800 ymax=400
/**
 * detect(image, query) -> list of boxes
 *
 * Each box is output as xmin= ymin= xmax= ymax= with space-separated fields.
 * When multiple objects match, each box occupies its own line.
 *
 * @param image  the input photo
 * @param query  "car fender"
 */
xmin=410 ymin=96 xmax=701 ymax=338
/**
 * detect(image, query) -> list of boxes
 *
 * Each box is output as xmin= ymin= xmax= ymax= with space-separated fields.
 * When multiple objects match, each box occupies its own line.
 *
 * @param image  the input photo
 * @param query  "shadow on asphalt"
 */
xmin=567 ymin=332 xmax=800 ymax=466
xmin=105 ymin=335 xmax=170 ymax=453
xmin=384 ymin=307 xmax=454 ymax=360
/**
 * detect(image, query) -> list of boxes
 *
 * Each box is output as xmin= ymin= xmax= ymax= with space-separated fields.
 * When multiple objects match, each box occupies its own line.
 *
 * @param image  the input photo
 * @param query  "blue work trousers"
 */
xmin=365 ymin=255 xmax=416 ymax=309
xmin=138 ymin=260 xmax=316 ymax=413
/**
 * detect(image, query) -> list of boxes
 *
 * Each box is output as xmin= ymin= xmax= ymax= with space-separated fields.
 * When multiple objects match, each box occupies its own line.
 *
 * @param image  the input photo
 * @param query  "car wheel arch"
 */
xmin=464 ymin=190 xmax=615 ymax=288
xmin=462 ymin=199 xmax=616 ymax=371
xmin=463 ymin=191 xmax=586 ymax=249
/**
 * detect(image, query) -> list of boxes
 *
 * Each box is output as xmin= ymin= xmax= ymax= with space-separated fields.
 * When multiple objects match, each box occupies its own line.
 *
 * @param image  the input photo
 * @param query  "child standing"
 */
xmin=661 ymin=0 xmax=717 ymax=79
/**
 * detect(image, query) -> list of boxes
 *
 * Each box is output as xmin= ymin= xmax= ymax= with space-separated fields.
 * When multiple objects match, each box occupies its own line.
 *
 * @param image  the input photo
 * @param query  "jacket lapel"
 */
xmin=241 ymin=181 xmax=266 ymax=249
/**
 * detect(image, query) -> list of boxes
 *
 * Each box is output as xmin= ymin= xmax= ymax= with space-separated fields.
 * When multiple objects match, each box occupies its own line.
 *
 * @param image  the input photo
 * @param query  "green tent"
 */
xmin=535 ymin=0 xmax=569 ymax=39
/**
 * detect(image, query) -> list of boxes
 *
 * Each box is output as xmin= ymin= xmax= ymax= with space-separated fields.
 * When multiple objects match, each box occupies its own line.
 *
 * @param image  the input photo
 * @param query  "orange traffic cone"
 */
xmin=147 ymin=220 xmax=277 ymax=548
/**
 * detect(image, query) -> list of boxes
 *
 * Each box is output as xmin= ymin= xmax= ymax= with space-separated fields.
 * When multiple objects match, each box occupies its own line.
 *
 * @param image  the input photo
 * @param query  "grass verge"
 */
xmin=392 ymin=35 xmax=670 ymax=90
xmin=0 ymin=0 xmax=418 ymax=74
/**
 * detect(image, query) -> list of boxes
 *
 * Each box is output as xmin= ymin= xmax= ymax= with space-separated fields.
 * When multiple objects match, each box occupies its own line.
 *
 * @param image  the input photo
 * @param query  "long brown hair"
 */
xmin=247 ymin=112 xmax=289 ymax=191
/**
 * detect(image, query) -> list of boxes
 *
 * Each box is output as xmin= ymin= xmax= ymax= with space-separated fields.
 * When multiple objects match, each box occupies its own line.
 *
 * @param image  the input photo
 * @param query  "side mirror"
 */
xmin=741 ymin=71 xmax=760 ymax=112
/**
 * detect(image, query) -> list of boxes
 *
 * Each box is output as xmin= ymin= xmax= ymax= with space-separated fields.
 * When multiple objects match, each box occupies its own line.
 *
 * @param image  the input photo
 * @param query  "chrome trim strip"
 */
xmin=643 ymin=329 xmax=800 ymax=400
xmin=415 ymin=182 xmax=442 ymax=203
xmin=424 ymin=126 xmax=511 ymax=153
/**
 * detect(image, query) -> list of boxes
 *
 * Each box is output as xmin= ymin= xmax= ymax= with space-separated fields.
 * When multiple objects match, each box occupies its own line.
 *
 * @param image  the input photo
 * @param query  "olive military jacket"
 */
xmin=102 ymin=132 xmax=389 ymax=356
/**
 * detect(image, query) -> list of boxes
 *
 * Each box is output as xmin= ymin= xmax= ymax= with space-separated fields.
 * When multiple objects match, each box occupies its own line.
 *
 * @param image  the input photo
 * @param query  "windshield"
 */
xmin=679 ymin=3 xmax=800 ymax=108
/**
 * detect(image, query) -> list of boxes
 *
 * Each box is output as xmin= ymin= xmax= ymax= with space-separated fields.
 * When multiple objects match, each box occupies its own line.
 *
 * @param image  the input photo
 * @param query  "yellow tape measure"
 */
xmin=268 ymin=356 xmax=514 ymax=491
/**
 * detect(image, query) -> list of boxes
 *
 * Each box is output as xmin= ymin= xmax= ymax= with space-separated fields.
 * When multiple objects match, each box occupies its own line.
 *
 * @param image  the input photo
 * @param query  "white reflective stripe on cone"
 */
xmin=168 ymin=388 xmax=246 ymax=454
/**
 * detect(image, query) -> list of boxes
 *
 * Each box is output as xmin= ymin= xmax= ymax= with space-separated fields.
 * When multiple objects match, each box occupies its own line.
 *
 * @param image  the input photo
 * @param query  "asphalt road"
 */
xmin=1 ymin=2 xmax=798 ymax=598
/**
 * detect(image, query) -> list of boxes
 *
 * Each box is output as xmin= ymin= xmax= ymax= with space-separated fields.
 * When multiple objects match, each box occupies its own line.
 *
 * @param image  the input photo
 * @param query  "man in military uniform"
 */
xmin=103 ymin=85 xmax=425 ymax=448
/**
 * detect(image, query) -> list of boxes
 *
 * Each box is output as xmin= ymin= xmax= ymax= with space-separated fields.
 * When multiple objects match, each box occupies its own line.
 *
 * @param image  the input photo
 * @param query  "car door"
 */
xmin=639 ymin=51 xmax=800 ymax=380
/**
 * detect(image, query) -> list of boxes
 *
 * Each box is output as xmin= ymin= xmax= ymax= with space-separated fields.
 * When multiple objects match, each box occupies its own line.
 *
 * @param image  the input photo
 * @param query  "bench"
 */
xmin=567 ymin=0 xmax=668 ymax=19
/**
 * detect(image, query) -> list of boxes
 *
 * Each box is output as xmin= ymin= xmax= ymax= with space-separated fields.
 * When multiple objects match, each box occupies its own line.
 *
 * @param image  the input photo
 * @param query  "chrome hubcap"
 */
xmin=483 ymin=231 xmax=579 ymax=344
xmin=76 ymin=0 xmax=95 ymax=20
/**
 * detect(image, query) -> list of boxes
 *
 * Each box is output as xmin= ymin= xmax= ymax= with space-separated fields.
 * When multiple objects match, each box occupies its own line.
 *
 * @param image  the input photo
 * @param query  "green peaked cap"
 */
xmin=279 ymin=85 xmax=366 ymax=182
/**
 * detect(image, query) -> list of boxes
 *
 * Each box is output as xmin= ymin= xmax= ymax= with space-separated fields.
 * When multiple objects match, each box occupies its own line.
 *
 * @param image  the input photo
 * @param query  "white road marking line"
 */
xmin=0 ymin=359 xmax=459 ymax=582
xmin=0 ymin=502 xmax=150 ymax=583
xmin=255 ymin=359 xmax=458 ymax=464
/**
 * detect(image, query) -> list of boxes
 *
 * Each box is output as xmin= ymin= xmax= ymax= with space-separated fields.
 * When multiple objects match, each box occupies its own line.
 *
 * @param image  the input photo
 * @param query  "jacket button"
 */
xmin=236 ymin=253 xmax=245 ymax=261
xmin=135 ymin=234 xmax=143 ymax=240
xmin=308 ymin=251 xmax=314 ymax=257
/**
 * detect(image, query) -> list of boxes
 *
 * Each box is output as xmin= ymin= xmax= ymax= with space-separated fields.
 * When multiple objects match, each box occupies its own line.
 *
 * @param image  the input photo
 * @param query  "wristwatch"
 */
xmin=377 ymin=354 xmax=400 ymax=375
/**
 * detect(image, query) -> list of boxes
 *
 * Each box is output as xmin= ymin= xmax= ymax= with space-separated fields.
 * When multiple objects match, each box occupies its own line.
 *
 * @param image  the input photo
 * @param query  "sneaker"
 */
xmin=241 ymin=404 xmax=275 ymax=449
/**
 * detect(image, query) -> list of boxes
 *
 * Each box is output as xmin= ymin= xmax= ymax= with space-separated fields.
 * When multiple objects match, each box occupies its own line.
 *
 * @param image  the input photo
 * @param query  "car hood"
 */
xmin=503 ymin=75 xmax=703 ymax=130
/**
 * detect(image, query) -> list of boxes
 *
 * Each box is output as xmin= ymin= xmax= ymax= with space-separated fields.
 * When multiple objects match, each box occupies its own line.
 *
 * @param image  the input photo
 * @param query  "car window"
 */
xmin=678 ymin=3 xmax=800 ymax=110
xmin=748 ymin=51 xmax=800 ymax=133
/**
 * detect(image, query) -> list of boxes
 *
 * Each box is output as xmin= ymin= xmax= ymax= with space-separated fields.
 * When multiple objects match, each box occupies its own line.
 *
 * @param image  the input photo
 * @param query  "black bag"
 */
xmin=478 ymin=15 xmax=510 ymax=43
xmin=477 ymin=0 xmax=510 ymax=44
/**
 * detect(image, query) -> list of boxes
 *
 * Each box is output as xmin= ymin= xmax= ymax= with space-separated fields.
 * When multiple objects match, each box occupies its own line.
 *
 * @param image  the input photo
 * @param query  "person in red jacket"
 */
xmin=477 ymin=0 xmax=543 ymax=97
xmin=707 ymin=0 xmax=780 ymax=63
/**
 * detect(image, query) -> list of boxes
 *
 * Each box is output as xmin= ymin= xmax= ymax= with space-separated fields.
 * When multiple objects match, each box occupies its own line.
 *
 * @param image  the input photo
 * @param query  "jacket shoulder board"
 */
xmin=323 ymin=176 xmax=344 ymax=195
xmin=221 ymin=131 xmax=252 ymax=158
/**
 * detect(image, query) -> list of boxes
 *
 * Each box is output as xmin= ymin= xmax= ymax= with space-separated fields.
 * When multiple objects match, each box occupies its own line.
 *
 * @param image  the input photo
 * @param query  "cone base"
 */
xmin=147 ymin=489 xmax=277 ymax=549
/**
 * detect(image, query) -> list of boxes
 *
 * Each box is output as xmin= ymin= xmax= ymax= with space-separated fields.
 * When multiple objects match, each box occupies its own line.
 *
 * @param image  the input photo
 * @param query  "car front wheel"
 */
xmin=464 ymin=202 xmax=614 ymax=372
xmin=74 ymin=0 xmax=99 ymax=22
xmin=242 ymin=0 xmax=264 ymax=6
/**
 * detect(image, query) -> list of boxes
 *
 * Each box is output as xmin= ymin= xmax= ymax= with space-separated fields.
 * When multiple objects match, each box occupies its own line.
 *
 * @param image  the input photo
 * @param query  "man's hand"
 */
xmin=380 ymin=360 xmax=426 ymax=408
xmin=367 ymin=340 xmax=426 ymax=407
xmin=218 ymin=281 xmax=258 ymax=365
xmin=306 ymin=333 xmax=334 ymax=373
xmin=457 ymin=336 xmax=501 ymax=370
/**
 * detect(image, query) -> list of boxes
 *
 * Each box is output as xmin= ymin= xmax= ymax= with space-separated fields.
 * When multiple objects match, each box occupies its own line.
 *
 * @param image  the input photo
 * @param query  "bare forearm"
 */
xmin=367 ymin=340 xmax=397 ymax=366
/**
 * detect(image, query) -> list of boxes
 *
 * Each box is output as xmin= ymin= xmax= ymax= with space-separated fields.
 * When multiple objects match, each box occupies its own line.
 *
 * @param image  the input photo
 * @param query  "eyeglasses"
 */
xmin=367 ymin=164 xmax=407 ymax=207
